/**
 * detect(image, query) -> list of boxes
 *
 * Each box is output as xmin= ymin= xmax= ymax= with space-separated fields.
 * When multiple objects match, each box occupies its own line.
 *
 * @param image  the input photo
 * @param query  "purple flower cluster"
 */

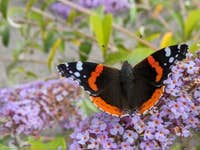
xmin=79 ymin=0 xmax=130 ymax=13
xmin=0 ymin=79 xmax=83 ymax=135
xmin=51 ymin=0 xmax=130 ymax=19
xmin=51 ymin=2 xmax=71 ymax=19
xmin=69 ymin=52 xmax=200 ymax=150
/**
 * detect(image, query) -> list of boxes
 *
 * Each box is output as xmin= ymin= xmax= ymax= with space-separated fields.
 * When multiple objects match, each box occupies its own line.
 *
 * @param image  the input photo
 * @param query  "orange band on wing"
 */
xmin=139 ymin=86 xmax=164 ymax=114
xmin=147 ymin=56 xmax=163 ymax=82
xmin=90 ymin=96 xmax=123 ymax=116
xmin=88 ymin=64 xmax=104 ymax=91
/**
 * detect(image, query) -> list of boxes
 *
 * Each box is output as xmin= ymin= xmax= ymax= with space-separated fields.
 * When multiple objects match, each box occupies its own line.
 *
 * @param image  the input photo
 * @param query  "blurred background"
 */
xmin=0 ymin=0 xmax=199 ymax=149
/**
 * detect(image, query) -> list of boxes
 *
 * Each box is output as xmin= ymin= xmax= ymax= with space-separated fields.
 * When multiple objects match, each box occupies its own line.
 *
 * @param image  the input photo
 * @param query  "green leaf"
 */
xmin=171 ymin=11 xmax=184 ymax=34
xmin=90 ymin=13 xmax=113 ymax=58
xmin=1 ymin=24 xmax=10 ymax=46
xmin=102 ymin=13 xmax=112 ymax=51
xmin=79 ymin=41 xmax=92 ymax=61
xmin=81 ymin=98 xmax=99 ymax=116
xmin=7 ymin=7 xmax=24 ymax=17
xmin=171 ymin=143 xmax=181 ymax=150
xmin=59 ymin=39 xmax=65 ymax=53
xmin=184 ymin=10 xmax=200 ymax=39
xmin=105 ymin=48 xmax=130 ymax=65
xmin=26 ymin=0 xmax=37 ymax=12
xmin=127 ymin=47 xmax=154 ymax=64
xmin=28 ymin=10 xmax=43 ymax=24
xmin=28 ymin=136 xmax=66 ymax=150
xmin=145 ymin=33 xmax=160 ymax=42
xmin=26 ymin=71 xmax=38 ymax=78
xmin=196 ymin=144 xmax=200 ymax=150
xmin=43 ymin=31 xmax=56 ymax=53
xmin=189 ymin=42 xmax=200 ymax=54
xmin=0 ymin=0 xmax=9 ymax=19
xmin=129 ymin=0 xmax=137 ymax=24
xmin=67 ymin=9 xmax=76 ymax=25
xmin=0 ymin=144 xmax=9 ymax=150
xmin=90 ymin=14 xmax=104 ymax=48
xmin=47 ymin=38 xmax=61 ymax=71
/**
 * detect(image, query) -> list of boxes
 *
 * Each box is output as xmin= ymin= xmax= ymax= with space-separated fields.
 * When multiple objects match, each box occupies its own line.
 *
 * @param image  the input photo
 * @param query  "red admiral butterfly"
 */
xmin=57 ymin=44 xmax=188 ymax=117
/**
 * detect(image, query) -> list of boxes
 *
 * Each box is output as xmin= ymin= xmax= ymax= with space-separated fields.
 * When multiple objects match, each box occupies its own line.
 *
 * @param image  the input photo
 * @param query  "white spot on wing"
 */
xmin=76 ymin=61 xmax=83 ymax=71
xmin=69 ymin=71 xmax=73 ymax=74
xmin=169 ymin=57 xmax=174 ymax=63
xmin=164 ymin=63 xmax=167 ymax=66
xmin=64 ymin=63 xmax=69 ymax=70
xmin=178 ymin=44 xmax=181 ymax=49
xmin=164 ymin=47 xmax=171 ymax=57
xmin=65 ymin=63 xmax=69 ymax=67
xmin=74 ymin=72 xmax=80 ymax=77
xmin=83 ymin=75 xmax=87 ymax=78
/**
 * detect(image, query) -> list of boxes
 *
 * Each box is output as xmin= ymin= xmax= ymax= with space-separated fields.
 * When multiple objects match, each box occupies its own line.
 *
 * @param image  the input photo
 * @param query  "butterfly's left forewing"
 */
xmin=57 ymin=61 xmax=126 ymax=116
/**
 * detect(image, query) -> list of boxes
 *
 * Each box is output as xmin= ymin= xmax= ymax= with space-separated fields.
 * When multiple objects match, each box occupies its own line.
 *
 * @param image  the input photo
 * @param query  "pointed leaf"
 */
xmin=129 ymin=1 xmax=137 ymax=24
xmin=29 ymin=136 xmax=66 ymax=150
xmin=1 ymin=24 xmax=10 ymax=46
xmin=0 ymin=0 xmax=9 ymax=19
xmin=43 ymin=31 xmax=56 ymax=53
xmin=67 ymin=9 xmax=76 ymax=25
xmin=171 ymin=11 xmax=184 ymax=34
xmin=105 ymin=48 xmax=130 ymax=64
xmin=127 ymin=47 xmax=154 ymax=64
xmin=90 ymin=14 xmax=104 ymax=48
xmin=28 ymin=10 xmax=43 ymax=24
xmin=160 ymin=32 xmax=173 ymax=48
xmin=102 ymin=13 xmax=112 ymax=51
xmin=47 ymin=38 xmax=61 ymax=71
xmin=81 ymin=98 xmax=99 ymax=116
xmin=79 ymin=41 xmax=92 ymax=61
xmin=90 ymin=13 xmax=112 ymax=58
xmin=189 ymin=42 xmax=200 ymax=54
xmin=59 ymin=39 xmax=65 ymax=53
xmin=184 ymin=10 xmax=200 ymax=39
xmin=26 ymin=0 xmax=37 ymax=12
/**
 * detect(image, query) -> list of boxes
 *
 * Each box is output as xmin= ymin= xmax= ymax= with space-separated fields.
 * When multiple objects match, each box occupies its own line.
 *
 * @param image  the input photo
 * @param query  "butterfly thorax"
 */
xmin=120 ymin=61 xmax=136 ymax=109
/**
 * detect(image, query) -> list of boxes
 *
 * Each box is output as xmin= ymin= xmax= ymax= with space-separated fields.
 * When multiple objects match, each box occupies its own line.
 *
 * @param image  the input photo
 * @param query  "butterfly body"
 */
xmin=57 ymin=44 xmax=188 ymax=117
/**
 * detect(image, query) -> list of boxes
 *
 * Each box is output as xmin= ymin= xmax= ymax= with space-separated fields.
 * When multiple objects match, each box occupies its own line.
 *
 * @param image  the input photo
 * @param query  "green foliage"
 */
xmin=171 ymin=143 xmax=181 ymax=150
xmin=47 ymin=38 xmax=61 ymax=71
xmin=90 ymin=13 xmax=113 ymax=58
xmin=0 ymin=21 xmax=10 ymax=46
xmin=81 ymin=98 xmax=99 ymax=116
xmin=129 ymin=0 xmax=137 ymax=24
xmin=26 ymin=0 xmax=37 ymax=12
xmin=0 ymin=0 xmax=9 ymax=19
xmin=127 ymin=47 xmax=154 ymax=64
xmin=79 ymin=41 xmax=92 ymax=61
xmin=28 ymin=136 xmax=66 ymax=150
xmin=105 ymin=48 xmax=130 ymax=64
xmin=184 ymin=10 xmax=200 ymax=40
xmin=197 ymin=145 xmax=200 ymax=150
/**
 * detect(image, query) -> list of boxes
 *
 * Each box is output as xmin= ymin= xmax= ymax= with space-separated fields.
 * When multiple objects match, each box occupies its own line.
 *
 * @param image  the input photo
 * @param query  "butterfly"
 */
xmin=57 ymin=44 xmax=188 ymax=117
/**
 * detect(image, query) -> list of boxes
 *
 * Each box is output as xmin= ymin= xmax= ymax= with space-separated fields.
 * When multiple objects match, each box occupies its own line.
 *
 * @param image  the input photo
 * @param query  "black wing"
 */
xmin=130 ymin=44 xmax=188 ymax=113
xmin=57 ymin=61 xmax=128 ymax=116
